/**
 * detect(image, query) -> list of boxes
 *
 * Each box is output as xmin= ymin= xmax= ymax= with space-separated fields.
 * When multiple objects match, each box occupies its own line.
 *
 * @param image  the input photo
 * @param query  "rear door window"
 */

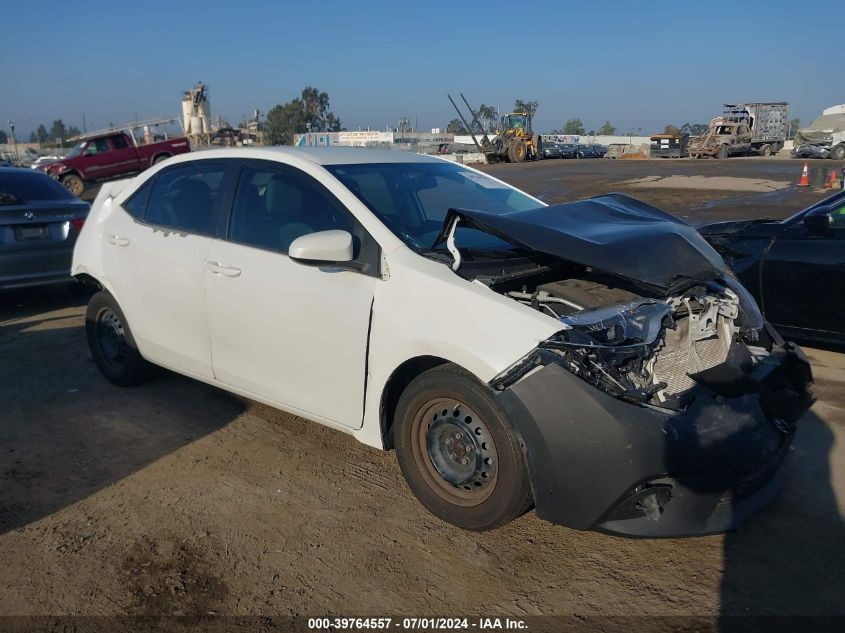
xmin=122 ymin=178 xmax=154 ymax=219
xmin=143 ymin=162 xmax=228 ymax=236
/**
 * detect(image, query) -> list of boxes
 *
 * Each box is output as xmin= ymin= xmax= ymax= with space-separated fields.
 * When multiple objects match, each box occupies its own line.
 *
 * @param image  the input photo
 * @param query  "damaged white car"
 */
xmin=72 ymin=148 xmax=813 ymax=536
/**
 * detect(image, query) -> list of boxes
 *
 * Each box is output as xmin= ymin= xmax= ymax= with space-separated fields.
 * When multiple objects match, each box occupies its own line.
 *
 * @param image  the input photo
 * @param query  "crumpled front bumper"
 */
xmin=496 ymin=338 xmax=814 ymax=538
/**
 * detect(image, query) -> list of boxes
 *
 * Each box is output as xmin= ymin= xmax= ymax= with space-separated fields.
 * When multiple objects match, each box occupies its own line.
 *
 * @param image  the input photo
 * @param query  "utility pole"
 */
xmin=7 ymin=121 xmax=18 ymax=162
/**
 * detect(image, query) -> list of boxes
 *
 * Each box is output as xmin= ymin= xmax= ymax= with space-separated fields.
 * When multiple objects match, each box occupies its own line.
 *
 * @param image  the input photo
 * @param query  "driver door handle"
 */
xmin=107 ymin=235 xmax=130 ymax=247
xmin=207 ymin=261 xmax=242 ymax=278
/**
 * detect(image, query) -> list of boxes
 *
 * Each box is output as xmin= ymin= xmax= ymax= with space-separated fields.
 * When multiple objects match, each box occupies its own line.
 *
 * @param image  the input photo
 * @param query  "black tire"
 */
xmin=85 ymin=290 xmax=153 ymax=386
xmin=758 ymin=144 xmax=773 ymax=157
xmin=394 ymin=364 xmax=533 ymax=531
xmin=60 ymin=173 xmax=85 ymax=197
xmin=507 ymin=139 xmax=527 ymax=162
xmin=830 ymin=144 xmax=845 ymax=160
xmin=153 ymin=153 xmax=171 ymax=164
xmin=717 ymin=145 xmax=729 ymax=160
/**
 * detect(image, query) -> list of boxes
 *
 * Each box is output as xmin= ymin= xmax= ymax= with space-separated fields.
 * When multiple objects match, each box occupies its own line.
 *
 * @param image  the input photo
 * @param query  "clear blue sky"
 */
xmin=1 ymin=0 xmax=841 ymax=138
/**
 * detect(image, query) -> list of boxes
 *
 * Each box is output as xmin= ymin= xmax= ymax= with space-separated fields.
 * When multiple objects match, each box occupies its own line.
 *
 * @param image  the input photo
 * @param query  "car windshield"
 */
xmin=0 ymin=171 xmax=76 ymax=203
xmin=326 ymin=162 xmax=542 ymax=253
xmin=66 ymin=142 xmax=85 ymax=159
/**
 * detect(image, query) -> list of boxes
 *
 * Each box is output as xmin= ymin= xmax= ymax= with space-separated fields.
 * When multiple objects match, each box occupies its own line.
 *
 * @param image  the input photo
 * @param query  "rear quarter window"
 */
xmin=122 ymin=178 xmax=154 ymax=219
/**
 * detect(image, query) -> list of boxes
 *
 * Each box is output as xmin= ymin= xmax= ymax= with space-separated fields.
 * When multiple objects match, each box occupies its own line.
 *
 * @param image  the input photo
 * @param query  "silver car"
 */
xmin=0 ymin=167 xmax=90 ymax=289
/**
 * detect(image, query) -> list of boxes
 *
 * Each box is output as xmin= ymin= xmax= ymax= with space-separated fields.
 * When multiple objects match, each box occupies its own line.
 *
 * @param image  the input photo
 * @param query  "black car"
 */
xmin=539 ymin=141 xmax=563 ymax=159
xmin=577 ymin=144 xmax=608 ymax=158
xmin=699 ymin=191 xmax=845 ymax=347
xmin=540 ymin=141 xmax=576 ymax=159
xmin=0 ymin=167 xmax=90 ymax=290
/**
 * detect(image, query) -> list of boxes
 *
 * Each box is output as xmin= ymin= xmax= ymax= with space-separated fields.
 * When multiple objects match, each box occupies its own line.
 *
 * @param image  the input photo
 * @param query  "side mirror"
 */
xmin=804 ymin=206 xmax=833 ymax=235
xmin=289 ymin=230 xmax=354 ymax=266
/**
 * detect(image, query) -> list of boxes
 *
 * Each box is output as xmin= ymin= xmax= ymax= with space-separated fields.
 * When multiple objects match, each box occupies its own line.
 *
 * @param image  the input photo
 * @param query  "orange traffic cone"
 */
xmin=799 ymin=161 xmax=809 ymax=187
xmin=826 ymin=168 xmax=838 ymax=189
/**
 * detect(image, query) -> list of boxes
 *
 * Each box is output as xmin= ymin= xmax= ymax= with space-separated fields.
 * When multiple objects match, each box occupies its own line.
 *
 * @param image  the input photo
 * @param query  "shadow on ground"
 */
xmin=0 ymin=287 xmax=245 ymax=535
xmin=719 ymin=408 xmax=845 ymax=630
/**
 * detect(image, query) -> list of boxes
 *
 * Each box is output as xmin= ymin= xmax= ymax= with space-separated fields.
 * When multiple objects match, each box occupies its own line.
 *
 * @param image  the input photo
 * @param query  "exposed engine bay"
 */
xmin=487 ymin=264 xmax=767 ymax=410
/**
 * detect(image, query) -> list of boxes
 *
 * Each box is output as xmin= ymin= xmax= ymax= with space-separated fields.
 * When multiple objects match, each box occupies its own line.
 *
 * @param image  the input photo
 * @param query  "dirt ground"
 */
xmin=1 ymin=158 xmax=844 ymax=627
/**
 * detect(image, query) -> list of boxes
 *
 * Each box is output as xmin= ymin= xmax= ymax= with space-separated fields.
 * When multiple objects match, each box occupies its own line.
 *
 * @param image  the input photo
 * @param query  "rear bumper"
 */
xmin=0 ymin=247 xmax=75 ymax=289
xmin=497 ymin=340 xmax=814 ymax=537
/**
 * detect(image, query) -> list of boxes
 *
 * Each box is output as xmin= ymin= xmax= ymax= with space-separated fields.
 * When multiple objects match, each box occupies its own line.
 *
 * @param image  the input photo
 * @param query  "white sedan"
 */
xmin=72 ymin=148 xmax=812 ymax=536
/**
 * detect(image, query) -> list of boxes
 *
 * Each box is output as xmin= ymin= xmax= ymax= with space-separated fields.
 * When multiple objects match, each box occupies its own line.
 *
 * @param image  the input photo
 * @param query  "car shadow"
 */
xmin=718 ymin=408 xmax=845 ymax=630
xmin=0 ymin=287 xmax=245 ymax=535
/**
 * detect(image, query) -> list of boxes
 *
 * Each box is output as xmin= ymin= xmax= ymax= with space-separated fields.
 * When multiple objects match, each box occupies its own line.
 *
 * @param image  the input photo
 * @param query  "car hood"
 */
xmin=434 ymin=192 xmax=730 ymax=293
xmin=697 ymin=218 xmax=777 ymax=237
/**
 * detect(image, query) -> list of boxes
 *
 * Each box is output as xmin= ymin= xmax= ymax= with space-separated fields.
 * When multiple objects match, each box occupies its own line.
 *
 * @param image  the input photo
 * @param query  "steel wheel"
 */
xmin=94 ymin=307 xmax=129 ymax=375
xmin=410 ymin=398 xmax=499 ymax=507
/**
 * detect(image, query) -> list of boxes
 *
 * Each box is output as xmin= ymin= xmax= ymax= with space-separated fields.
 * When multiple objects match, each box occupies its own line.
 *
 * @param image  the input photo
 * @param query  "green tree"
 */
xmin=0 ymin=130 xmax=7 ymax=144
xmin=789 ymin=117 xmax=801 ymax=139
xmin=475 ymin=104 xmax=497 ymax=133
xmin=300 ymin=86 xmax=343 ymax=132
xmin=67 ymin=125 xmax=82 ymax=139
xmin=446 ymin=119 xmax=468 ymax=134
xmin=36 ymin=124 xmax=49 ymax=146
xmin=49 ymin=120 xmax=67 ymax=146
xmin=664 ymin=124 xmax=681 ymax=136
xmin=563 ymin=118 xmax=585 ymax=135
xmin=513 ymin=99 xmax=539 ymax=117
xmin=266 ymin=87 xmax=343 ymax=144
xmin=266 ymin=100 xmax=306 ymax=145
xmin=28 ymin=132 xmax=37 ymax=143
xmin=681 ymin=122 xmax=708 ymax=136
xmin=598 ymin=121 xmax=616 ymax=135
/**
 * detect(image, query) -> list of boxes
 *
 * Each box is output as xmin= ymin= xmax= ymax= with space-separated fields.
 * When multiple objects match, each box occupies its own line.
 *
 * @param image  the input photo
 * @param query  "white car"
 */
xmin=72 ymin=148 xmax=812 ymax=536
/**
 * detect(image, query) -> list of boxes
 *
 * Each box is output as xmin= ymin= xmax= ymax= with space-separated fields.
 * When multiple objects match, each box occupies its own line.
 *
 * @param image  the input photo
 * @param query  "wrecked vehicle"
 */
xmin=71 ymin=148 xmax=813 ymax=537
xmin=689 ymin=103 xmax=788 ymax=158
xmin=792 ymin=105 xmax=845 ymax=160
xmin=700 ymin=190 xmax=845 ymax=347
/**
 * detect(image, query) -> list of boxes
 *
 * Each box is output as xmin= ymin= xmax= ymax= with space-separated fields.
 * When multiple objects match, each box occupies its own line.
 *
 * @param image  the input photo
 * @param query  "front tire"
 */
xmin=830 ymin=144 xmax=845 ymax=160
xmin=394 ymin=364 xmax=533 ymax=531
xmin=85 ymin=291 xmax=153 ymax=386
xmin=507 ymin=140 xmax=527 ymax=162
xmin=60 ymin=173 xmax=85 ymax=196
xmin=717 ymin=145 xmax=729 ymax=160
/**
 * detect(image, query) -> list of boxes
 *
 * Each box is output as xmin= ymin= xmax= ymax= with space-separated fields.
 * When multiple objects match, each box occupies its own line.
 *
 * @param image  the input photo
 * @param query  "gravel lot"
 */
xmin=1 ymin=157 xmax=843 ymax=626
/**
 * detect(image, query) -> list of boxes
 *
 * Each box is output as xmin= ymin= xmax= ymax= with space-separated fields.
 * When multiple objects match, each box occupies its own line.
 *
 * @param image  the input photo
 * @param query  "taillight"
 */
xmin=71 ymin=218 xmax=85 ymax=232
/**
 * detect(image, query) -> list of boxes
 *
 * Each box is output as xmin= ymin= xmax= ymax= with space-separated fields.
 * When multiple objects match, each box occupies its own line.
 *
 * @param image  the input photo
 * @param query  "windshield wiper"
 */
xmin=0 ymin=192 xmax=24 ymax=206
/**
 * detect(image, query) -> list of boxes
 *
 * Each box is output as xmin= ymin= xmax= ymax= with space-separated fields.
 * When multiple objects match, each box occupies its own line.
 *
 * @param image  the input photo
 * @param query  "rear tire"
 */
xmin=85 ymin=291 xmax=153 ymax=386
xmin=394 ymin=364 xmax=533 ymax=531
xmin=758 ymin=144 xmax=773 ymax=157
xmin=717 ymin=145 xmax=729 ymax=160
xmin=60 ymin=173 xmax=85 ymax=197
xmin=153 ymin=153 xmax=171 ymax=164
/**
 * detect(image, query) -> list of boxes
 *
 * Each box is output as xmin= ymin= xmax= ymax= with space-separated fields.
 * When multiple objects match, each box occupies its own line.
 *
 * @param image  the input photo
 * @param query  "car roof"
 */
xmin=177 ymin=147 xmax=445 ymax=166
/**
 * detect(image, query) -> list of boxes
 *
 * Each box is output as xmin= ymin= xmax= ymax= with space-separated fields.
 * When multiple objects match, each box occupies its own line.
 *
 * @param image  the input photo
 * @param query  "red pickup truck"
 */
xmin=40 ymin=131 xmax=191 ymax=196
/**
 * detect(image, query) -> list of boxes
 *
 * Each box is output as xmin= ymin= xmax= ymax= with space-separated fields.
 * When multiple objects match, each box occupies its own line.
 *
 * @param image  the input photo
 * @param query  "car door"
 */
xmin=107 ymin=134 xmax=141 ymax=176
xmin=102 ymin=159 xmax=235 ymax=378
xmin=205 ymin=159 xmax=379 ymax=428
xmin=761 ymin=208 xmax=845 ymax=337
xmin=78 ymin=138 xmax=112 ymax=181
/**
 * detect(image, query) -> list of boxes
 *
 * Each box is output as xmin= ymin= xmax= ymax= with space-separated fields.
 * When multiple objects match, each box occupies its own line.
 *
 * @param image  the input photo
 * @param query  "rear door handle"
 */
xmin=107 ymin=235 xmax=130 ymax=247
xmin=207 ymin=261 xmax=242 ymax=278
